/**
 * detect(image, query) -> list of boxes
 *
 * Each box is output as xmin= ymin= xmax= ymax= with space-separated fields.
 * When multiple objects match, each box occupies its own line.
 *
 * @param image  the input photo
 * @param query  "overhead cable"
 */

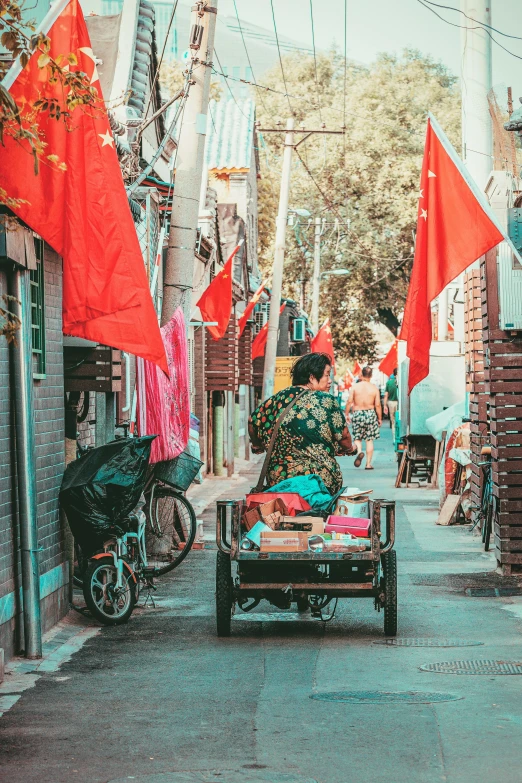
xmin=269 ymin=0 xmax=293 ymax=115
xmin=416 ymin=0 xmax=522 ymax=62
xmin=144 ymin=0 xmax=180 ymax=121
xmin=214 ymin=49 xmax=249 ymax=118
xmin=421 ymin=0 xmax=522 ymax=40
xmin=309 ymin=0 xmax=322 ymax=122
xmin=232 ymin=0 xmax=270 ymax=113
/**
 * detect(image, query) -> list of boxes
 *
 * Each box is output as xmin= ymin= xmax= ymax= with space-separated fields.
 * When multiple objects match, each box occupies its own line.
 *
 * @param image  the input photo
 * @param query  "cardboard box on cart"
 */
xmin=260 ymin=530 xmax=309 ymax=552
xmin=243 ymin=498 xmax=288 ymax=532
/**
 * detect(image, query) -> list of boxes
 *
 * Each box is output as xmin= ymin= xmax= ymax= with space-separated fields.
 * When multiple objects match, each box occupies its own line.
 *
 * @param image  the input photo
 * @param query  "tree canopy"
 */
xmin=255 ymin=49 xmax=460 ymax=363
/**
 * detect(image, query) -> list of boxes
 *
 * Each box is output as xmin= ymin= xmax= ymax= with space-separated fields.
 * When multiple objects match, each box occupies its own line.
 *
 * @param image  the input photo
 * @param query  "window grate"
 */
xmin=30 ymin=237 xmax=45 ymax=378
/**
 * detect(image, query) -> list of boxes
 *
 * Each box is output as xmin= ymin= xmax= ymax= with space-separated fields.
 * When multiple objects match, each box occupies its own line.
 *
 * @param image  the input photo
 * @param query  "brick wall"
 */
xmin=0 ymin=246 xmax=68 ymax=661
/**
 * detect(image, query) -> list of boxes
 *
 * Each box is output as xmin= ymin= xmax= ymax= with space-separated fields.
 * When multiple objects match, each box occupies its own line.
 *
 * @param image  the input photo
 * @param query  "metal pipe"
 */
xmin=226 ymin=390 xmax=235 ymax=477
xmin=122 ymin=352 xmax=131 ymax=412
xmin=10 ymin=267 xmax=42 ymax=658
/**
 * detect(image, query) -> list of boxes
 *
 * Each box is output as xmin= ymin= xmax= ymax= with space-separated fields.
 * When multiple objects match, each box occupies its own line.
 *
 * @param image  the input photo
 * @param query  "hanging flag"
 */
xmin=353 ymin=361 xmax=362 ymax=378
xmin=399 ymin=114 xmax=504 ymax=393
xmin=196 ymin=244 xmax=241 ymax=340
xmin=311 ymin=318 xmax=335 ymax=368
xmin=0 ymin=0 xmax=167 ymax=372
xmin=238 ymin=280 xmax=267 ymax=337
xmin=344 ymin=370 xmax=353 ymax=390
xmin=378 ymin=340 xmax=398 ymax=377
xmin=251 ymin=304 xmax=285 ymax=360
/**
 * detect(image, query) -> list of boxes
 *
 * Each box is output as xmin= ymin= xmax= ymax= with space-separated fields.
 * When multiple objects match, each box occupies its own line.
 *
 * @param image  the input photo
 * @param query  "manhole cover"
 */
xmin=310 ymin=691 xmax=462 ymax=704
xmin=373 ymin=638 xmax=484 ymax=647
xmin=465 ymin=588 xmax=522 ymax=597
xmin=420 ymin=660 xmax=522 ymax=675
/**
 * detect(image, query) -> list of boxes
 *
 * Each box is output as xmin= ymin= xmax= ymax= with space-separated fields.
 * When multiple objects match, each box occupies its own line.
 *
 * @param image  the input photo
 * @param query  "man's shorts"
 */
xmin=352 ymin=409 xmax=380 ymax=441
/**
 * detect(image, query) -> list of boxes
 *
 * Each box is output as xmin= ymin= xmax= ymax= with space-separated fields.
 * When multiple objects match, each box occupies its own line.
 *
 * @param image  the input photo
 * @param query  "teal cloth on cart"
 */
xmin=264 ymin=474 xmax=332 ymax=511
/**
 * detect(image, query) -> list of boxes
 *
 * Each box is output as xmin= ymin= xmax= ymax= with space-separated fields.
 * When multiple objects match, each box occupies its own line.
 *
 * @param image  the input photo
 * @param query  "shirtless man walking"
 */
xmin=345 ymin=366 xmax=382 ymax=470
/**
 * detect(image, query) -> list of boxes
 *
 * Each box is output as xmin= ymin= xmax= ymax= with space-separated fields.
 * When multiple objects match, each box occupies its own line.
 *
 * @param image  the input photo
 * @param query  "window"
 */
xmin=30 ymin=237 xmax=45 ymax=378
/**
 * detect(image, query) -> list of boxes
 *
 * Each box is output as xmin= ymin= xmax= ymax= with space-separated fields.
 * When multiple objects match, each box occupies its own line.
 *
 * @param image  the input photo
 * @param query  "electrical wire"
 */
xmin=232 ymin=0 xmax=269 ymax=113
xmin=143 ymin=0 xmax=180 ymax=121
xmin=270 ymin=0 xmax=293 ymax=116
xmin=421 ymin=0 xmax=522 ymax=41
xmin=309 ymin=0 xmax=322 ymax=123
xmin=214 ymin=48 xmax=249 ymax=118
xmin=294 ymin=148 xmax=414 ymax=281
xmin=416 ymin=0 xmax=522 ymax=62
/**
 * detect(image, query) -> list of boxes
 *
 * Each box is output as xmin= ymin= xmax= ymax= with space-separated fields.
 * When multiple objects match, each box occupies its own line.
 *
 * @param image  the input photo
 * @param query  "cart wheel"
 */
xmin=382 ymin=550 xmax=397 ymax=636
xmin=216 ymin=550 xmax=233 ymax=637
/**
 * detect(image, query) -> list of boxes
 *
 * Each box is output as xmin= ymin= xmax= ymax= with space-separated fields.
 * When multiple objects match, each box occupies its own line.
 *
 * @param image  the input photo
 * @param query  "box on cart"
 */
xmin=259 ymin=530 xmax=309 ymax=552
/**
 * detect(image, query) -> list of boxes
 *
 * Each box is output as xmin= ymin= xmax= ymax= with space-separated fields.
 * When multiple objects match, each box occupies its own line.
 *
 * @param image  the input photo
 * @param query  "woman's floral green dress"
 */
xmin=250 ymin=386 xmax=346 ymax=494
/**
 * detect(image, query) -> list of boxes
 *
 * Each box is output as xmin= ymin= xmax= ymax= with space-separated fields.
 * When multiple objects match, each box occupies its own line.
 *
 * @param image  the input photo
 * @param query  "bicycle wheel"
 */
xmin=83 ymin=556 xmax=136 ymax=625
xmin=147 ymin=483 xmax=197 ymax=575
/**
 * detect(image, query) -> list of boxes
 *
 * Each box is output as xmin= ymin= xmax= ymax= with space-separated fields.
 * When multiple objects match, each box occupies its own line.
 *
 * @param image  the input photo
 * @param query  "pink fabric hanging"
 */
xmin=137 ymin=307 xmax=190 ymax=464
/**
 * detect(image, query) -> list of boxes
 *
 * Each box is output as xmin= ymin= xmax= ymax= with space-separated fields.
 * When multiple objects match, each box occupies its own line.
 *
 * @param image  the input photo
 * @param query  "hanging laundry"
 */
xmin=137 ymin=307 xmax=190 ymax=464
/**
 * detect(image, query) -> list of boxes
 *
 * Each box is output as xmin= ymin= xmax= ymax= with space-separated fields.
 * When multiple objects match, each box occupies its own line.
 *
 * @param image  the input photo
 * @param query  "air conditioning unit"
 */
xmin=292 ymin=317 xmax=306 ymax=342
xmin=485 ymin=171 xmax=522 ymax=330
xmin=254 ymin=302 xmax=269 ymax=335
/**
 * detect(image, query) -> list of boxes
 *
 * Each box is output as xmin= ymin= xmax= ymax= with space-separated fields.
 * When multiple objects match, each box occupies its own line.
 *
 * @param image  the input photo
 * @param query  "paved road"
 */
xmin=2 ymin=428 xmax=522 ymax=783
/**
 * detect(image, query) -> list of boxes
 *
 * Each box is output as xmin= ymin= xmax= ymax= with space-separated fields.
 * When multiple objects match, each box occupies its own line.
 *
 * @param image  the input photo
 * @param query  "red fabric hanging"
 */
xmin=238 ymin=280 xmax=266 ymax=336
xmin=378 ymin=340 xmax=398 ymax=377
xmin=196 ymin=244 xmax=241 ymax=340
xmin=137 ymin=308 xmax=190 ymax=464
xmin=0 ymin=0 xmax=167 ymax=371
xmin=251 ymin=304 xmax=285 ymax=360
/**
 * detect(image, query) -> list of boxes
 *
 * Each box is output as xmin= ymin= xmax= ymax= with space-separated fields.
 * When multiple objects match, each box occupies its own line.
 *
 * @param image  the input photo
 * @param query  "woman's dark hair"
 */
xmin=292 ymin=352 xmax=332 ymax=386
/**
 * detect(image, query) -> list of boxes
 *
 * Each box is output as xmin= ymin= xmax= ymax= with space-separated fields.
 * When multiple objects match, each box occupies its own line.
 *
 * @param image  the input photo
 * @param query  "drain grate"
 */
xmin=310 ymin=691 xmax=462 ymax=704
xmin=465 ymin=588 xmax=522 ymax=597
xmin=420 ymin=659 xmax=522 ymax=675
xmin=373 ymin=638 xmax=484 ymax=647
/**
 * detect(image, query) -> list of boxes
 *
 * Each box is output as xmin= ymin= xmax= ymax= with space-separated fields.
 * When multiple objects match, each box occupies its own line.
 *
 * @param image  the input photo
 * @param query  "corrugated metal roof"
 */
xmin=206 ymin=98 xmax=255 ymax=171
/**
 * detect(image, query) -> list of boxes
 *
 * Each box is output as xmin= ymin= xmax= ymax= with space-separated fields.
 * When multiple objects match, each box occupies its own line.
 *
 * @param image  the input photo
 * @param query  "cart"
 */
xmin=215 ymin=498 xmax=397 ymax=637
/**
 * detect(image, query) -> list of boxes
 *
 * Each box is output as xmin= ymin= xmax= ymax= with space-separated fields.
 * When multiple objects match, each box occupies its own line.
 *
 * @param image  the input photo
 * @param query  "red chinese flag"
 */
xmin=238 ymin=280 xmax=266 ymax=337
xmin=344 ymin=371 xmax=353 ymax=389
xmin=379 ymin=340 xmax=398 ymax=377
xmin=353 ymin=361 xmax=362 ymax=378
xmin=400 ymin=115 xmax=504 ymax=393
xmin=251 ymin=304 xmax=285 ymax=360
xmin=0 ymin=0 xmax=167 ymax=372
xmin=197 ymin=245 xmax=240 ymax=340
xmin=311 ymin=318 xmax=335 ymax=369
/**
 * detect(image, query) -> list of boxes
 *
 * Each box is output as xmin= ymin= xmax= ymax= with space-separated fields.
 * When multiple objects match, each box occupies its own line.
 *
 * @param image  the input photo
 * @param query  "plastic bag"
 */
xmin=60 ymin=436 xmax=155 ymax=555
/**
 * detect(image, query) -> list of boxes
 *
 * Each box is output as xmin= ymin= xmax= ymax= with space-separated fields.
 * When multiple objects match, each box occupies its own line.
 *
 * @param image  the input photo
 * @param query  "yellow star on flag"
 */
xmin=99 ymin=130 xmax=114 ymax=148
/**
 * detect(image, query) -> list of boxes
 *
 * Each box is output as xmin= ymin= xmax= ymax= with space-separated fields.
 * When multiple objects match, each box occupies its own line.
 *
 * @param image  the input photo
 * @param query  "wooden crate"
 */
xmin=64 ymin=346 xmax=121 ymax=392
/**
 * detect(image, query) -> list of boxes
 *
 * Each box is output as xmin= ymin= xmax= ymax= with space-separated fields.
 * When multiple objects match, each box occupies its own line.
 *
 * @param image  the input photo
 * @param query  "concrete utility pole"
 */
xmin=161 ymin=2 xmax=218 ymax=328
xmin=258 ymin=123 xmax=344 ymax=399
xmin=262 ymin=118 xmax=295 ymax=400
xmin=460 ymin=0 xmax=493 ymax=189
xmin=311 ymin=217 xmax=322 ymax=333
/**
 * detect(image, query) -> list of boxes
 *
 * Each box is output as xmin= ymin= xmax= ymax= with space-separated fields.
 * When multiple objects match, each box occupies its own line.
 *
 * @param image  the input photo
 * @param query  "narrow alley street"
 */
xmin=2 ymin=429 xmax=522 ymax=783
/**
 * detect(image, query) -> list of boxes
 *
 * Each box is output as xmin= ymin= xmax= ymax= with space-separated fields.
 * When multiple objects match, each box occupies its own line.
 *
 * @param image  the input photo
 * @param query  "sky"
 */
xmin=220 ymin=0 xmax=522 ymax=102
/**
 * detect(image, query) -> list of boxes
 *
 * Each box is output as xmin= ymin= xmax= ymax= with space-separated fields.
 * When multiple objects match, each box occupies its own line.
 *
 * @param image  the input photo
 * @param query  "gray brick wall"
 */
xmin=0 ymin=245 xmax=67 ymax=659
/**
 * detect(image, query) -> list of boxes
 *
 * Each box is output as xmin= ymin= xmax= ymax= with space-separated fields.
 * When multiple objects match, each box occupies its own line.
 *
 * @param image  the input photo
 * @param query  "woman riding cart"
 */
xmin=248 ymin=353 xmax=355 ymax=495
